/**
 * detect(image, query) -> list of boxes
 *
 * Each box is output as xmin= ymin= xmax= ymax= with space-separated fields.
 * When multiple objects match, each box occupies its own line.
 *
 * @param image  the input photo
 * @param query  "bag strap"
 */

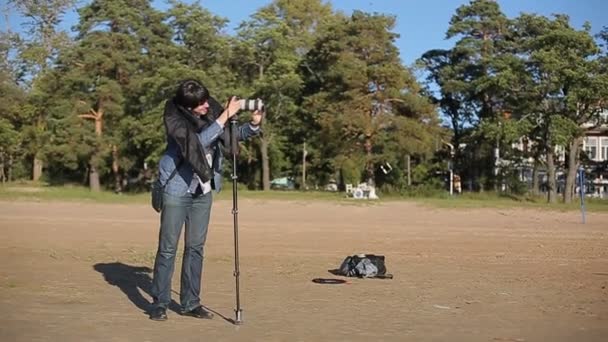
xmin=374 ymin=274 xmax=394 ymax=279
xmin=163 ymin=158 xmax=183 ymax=187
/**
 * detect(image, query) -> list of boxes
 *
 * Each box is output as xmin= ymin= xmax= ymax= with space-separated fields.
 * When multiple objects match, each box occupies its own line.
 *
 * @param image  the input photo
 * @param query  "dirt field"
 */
xmin=0 ymin=198 xmax=607 ymax=342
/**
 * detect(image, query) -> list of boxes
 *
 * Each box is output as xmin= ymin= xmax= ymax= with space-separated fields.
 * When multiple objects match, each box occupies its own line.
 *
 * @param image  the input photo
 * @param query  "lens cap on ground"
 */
xmin=311 ymin=278 xmax=347 ymax=284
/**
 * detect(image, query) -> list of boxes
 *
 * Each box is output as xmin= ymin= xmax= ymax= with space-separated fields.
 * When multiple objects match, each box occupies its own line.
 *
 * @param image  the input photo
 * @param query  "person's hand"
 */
xmin=225 ymin=96 xmax=241 ymax=118
xmin=251 ymin=109 xmax=263 ymax=126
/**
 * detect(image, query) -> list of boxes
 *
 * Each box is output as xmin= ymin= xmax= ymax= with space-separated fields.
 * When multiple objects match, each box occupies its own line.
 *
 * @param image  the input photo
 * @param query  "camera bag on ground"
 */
xmin=331 ymin=254 xmax=393 ymax=279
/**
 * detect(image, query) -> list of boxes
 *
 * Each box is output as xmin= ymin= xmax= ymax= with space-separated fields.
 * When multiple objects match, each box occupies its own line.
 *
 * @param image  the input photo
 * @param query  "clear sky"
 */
xmin=1 ymin=0 xmax=606 ymax=66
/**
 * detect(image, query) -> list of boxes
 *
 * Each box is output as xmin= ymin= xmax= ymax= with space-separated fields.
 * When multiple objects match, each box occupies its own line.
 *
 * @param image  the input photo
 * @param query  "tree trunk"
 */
xmin=256 ymin=64 xmax=270 ymax=191
xmin=563 ymin=137 xmax=582 ymax=204
xmin=83 ymin=165 xmax=89 ymax=185
xmin=0 ymin=151 xmax=5 ymax=183
xmin=0 ymin=153 xmax=6 ymax=184
xmin=87 ymin=109 xmax=104 ymax=192
xmin=245 ymin=149 xmax=255 ymax=189
xmin=532 ymin=160 xmax=539 ymax=196
xmin=364 ymin=137 xmax=374 ymax=185
xmin=406 ymin=154 xmax=411 ymax=186
xmin=474 ymin=143 xmax=483 ymax=192
xmin=302 ymin=142 xmax=307 ymax=190
xmin=112 ymin=145 xmax=122 ymax=193
xmin=260 ymin=136 xmax=270 ymax=191
xmin=89 ymin=165 xmax=101 ymax=192
xmin=33 ymin=155 xmax=43 ymax=182
xmin=546 ymin=146 xmax=557 ymax=203
xmin=8 ymin=154 xmax=13 ymax=182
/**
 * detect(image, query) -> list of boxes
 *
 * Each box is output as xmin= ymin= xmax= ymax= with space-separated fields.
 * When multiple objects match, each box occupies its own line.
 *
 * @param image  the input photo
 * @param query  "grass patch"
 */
xmin=405 ymin=192 xmax=608 ymax=212
xmin=0 ymin=182 xmax=150 ymax=204
xmin=2 ymin=281 xmax=18 ymax=289
xmin=0 ymin=182 xmax=349 ymax=204
xmin=1 ymin=182 xmax=607 ymax=212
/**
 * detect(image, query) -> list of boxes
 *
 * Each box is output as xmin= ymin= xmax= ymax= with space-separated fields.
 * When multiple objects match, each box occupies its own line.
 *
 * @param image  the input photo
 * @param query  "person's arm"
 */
xmin=197 ymin=96 xmax=242 ymax=148
xmin=197 ymin=121 xmax=224 ymax=148
xmin=215 ymin=96 xmax=241 ymax=127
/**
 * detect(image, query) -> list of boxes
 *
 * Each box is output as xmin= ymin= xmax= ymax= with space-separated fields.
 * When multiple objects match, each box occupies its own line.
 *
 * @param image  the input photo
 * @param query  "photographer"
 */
xmin=149 ymin=79 xmax=262 ymax=321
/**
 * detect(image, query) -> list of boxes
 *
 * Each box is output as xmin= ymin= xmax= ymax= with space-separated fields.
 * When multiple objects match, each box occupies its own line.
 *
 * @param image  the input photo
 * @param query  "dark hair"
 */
xmin=174 ymin=79 xmax=209 ymax=109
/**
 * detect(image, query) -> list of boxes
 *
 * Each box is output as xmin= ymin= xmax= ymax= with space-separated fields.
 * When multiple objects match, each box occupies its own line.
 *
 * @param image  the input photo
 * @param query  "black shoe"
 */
xmin=181 ymin=305 xmax=214 ymax=319
xmin=149 ymin=307 xmax=168 ymax=321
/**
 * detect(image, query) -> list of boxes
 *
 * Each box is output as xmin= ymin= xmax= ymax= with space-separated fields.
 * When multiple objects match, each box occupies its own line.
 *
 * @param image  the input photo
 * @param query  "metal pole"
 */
xmin=302 ymin=142 xmax=307 ymax=189
xmin=579 ymin=167 xmax=586 ymax=224
xmin=406 ymin=154 xmax=411 ymax=186
xmin=230 ymin=117 xmax=243 ymax=324
xmin=449 ymin=168 xmax=453 ymax=196
xmin=442 ymin=141 xmax=455 ymax=196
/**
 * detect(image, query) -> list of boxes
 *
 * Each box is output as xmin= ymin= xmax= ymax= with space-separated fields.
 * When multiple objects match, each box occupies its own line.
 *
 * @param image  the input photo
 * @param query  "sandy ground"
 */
xmin=0 ymin=198 xmax=607 ymax=342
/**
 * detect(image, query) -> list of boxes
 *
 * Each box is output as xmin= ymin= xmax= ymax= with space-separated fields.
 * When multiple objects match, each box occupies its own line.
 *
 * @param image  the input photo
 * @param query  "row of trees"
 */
xmin=419 ymin=0 xmax=608 ymax=203
xmin=1 ymin=0 xmax=440 ymax=193
xmin=1 ymin=0 xmax=607 ymax=203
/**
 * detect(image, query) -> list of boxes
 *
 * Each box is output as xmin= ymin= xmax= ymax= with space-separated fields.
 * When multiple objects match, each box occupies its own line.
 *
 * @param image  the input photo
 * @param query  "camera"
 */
xmin=238 ymin=99 xmax=264 ymax=112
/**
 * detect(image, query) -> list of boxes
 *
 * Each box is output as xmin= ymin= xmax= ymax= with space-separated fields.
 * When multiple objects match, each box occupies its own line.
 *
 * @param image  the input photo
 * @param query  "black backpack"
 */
xmin=332 ymin=254 xmax=393 ymax=279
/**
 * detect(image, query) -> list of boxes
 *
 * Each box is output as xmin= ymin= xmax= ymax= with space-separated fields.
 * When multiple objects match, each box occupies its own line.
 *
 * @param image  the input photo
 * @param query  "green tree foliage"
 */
xmin=421 ymin=0 xmax=608 ymax=201
xmin=233 ymin=0 xmax=336 ymax=190
xmin=0 ymin=28 xmax=24 ymax=182
xmin=303 ymin=11 xmax=439 ymax=189
xmin=504 ymin=14 xmax=608 ymax=203
xmin=0 ymin=67 xmax=25 ymax=182
xmin=9 ymin=0 xmax=75 ymax=182
xmin=45 ymin=0 xmax=176 ymax=191
xmin=5 ymin=0 xmax=605 ymax=201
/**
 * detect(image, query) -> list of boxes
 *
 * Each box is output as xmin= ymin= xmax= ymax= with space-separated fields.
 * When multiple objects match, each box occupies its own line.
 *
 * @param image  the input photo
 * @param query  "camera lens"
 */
xmin=239 ymin=99 xmax=264 ymax=111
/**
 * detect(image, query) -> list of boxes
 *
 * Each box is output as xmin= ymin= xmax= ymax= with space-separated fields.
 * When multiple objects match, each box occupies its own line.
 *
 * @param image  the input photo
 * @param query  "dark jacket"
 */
xmin=159 ymin=96 xmax=261 ymax=195
xmin=163 ymin=99 xmax=213 ymax=183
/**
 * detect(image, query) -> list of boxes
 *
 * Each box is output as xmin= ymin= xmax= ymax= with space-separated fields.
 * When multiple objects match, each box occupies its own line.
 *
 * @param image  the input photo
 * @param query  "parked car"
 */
xmin=270 ymin=177 xmax=295 ymax=190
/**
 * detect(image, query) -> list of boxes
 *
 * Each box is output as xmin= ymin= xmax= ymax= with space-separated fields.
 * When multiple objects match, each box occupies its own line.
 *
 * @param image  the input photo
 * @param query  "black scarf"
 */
xmin=163 ymin=98 xmax=213 ymax=183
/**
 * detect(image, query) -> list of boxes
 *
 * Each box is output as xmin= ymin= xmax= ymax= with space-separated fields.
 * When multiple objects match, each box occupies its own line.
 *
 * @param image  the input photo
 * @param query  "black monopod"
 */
xmin=229 ymin=98 xmax=264 ymax=325
xmin=229 ymin=114 xmax=243 ymax=325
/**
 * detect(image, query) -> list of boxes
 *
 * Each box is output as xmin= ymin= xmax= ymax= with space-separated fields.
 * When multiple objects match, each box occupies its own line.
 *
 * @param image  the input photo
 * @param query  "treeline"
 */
xmin=1 ymin=0 xmax=606 ymax=203
xmin=419 ymin=0 xmax=608 ymax=203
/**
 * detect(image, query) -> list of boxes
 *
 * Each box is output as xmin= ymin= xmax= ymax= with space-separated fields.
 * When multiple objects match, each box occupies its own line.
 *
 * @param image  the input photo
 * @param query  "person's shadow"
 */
xmin=93 ymin=262 xmax=231 ymax=322
xmin=93 ymin=262 xmax=180 ymax=315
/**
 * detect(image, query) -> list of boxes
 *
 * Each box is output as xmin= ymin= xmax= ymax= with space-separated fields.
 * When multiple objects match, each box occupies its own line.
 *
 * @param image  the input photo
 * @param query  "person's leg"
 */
xmin=150 ymin=193 xmax=190 ymax=312
xmin=180 ymin=191 xmax=213 ymax=313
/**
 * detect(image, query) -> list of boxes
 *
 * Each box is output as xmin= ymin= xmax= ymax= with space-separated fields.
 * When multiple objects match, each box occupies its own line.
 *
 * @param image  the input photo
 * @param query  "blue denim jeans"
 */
xmin=151 ymin=190 xmax=212 ymax=312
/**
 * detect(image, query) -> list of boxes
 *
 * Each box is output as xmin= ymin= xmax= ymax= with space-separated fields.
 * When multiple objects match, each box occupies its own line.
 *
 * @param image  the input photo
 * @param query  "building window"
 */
xmin=601 ymin=138 xmax=608 ymax=161
xmin=585 ymin=137 xmax=598 ymax=161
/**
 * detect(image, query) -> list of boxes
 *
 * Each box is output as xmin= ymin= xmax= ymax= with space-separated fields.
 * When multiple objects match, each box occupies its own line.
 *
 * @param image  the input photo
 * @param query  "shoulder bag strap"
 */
xmin=163 ymin=158 xmax=183 ymax=187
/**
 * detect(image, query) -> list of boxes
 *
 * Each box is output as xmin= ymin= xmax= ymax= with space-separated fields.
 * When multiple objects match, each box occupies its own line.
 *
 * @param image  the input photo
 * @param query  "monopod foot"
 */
xmin=233 ymin=309 xmax=244 ymax=325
